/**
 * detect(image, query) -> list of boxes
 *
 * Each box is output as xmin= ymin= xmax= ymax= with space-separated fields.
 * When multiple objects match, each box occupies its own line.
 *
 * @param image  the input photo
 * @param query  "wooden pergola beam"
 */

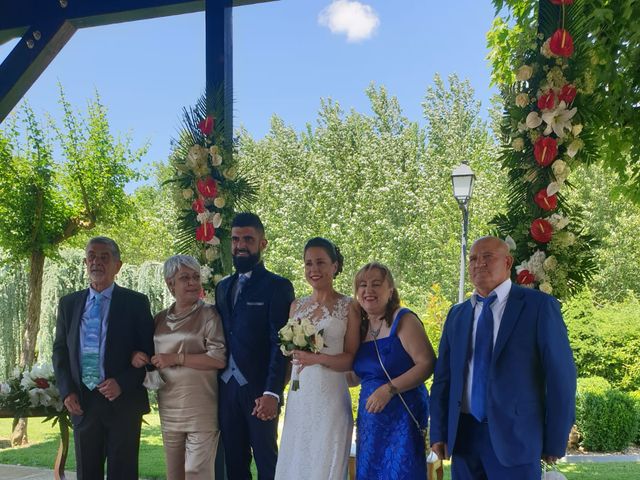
xmin=0 ymin=0 xmax=275 ymax=123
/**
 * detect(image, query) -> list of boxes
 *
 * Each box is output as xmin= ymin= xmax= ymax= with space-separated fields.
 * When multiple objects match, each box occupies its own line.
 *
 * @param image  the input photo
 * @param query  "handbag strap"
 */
xmin=371 ymin=333 xmax=423 ymax=433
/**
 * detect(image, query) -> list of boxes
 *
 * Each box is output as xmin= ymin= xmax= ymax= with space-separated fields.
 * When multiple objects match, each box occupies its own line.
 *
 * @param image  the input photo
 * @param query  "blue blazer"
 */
xmin=52 ymin=284 xmax=155 ymax=425
xmin=429 ymin=284 xmax=576 ymax=467
xmin=215 ymin=262 xmax=294 ymax=397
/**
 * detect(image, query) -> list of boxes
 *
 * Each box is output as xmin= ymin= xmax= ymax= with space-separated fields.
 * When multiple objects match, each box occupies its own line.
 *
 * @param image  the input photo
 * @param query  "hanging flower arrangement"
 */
xmin=491 ymin=0 xmax=597 ymax=299
xmin=170 ymin=93 xmax=256 ymax=298
xmin=0 ymin=364 xmax=69 ymax=427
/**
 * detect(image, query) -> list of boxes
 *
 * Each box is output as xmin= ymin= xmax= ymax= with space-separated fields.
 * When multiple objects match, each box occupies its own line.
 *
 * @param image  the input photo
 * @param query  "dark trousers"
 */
xmin=219 ymin=377 xmax=279 ymax=480
xmin=73 ymin=388 xmax=142 ymax=480
xmin=451 ymin=413 xmax=541 ymax=480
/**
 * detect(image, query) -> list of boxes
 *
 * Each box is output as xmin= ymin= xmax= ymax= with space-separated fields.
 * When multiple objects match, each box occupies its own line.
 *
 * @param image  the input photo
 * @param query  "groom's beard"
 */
xmin=232 ymin=251 xmax=261 ymax=273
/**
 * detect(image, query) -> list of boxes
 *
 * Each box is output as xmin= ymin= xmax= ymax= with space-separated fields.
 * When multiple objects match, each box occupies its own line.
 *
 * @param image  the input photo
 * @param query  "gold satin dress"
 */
xmin=154 ymin=300 xmax=226 ymax=479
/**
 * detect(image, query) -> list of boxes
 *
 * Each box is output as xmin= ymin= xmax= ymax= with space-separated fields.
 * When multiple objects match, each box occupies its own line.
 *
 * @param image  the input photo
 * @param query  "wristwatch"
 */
xmin=386 ymin=382 xmax=398 ymax=396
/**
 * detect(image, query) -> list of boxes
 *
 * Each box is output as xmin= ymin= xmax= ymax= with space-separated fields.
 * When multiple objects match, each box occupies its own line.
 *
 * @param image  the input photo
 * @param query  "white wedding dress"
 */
xmin=275 ymin=295 xmax=354 ymax=480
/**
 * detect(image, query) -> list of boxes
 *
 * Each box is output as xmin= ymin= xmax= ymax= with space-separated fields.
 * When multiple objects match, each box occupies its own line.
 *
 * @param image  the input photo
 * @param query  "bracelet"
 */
xmin=177 ymin=353 xmax=185 ymax=366
xmin=386 ymin=381 xmax=398 ymax=396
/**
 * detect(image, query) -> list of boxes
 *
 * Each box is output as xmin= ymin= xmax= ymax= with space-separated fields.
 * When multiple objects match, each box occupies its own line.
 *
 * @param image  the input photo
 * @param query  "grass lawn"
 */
xmin=0 ymin=411 xmax=257 ymax=479
xmin=1 ymin=413 xmax=638 ymax=479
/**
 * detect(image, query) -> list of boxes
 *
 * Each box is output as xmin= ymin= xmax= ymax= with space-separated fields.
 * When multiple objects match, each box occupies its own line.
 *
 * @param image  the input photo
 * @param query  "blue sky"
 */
xmin=0 ymin=0 xmax=498 ymax=173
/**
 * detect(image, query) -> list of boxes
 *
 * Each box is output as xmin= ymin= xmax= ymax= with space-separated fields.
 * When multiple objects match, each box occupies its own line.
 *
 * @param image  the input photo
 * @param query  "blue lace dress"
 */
xmin=353 ymin=308 xmax=428 ymax=479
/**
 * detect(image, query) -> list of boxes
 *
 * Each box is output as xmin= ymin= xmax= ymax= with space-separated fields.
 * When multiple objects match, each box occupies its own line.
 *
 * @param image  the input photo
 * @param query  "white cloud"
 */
xmin=318 ymin=0 xmax=380 ymax=43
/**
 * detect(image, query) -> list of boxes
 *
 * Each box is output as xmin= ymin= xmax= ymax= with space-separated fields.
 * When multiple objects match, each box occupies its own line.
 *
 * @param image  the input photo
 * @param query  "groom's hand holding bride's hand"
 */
xmin=365 ymin=384 xmax=394 ymax=414
xmin=252 ymin=395 xmax=278 ymax=421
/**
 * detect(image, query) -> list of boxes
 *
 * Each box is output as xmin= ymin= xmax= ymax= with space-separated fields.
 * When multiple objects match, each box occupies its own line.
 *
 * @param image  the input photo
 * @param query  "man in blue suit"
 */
xmin=430 ymin=236 xmax=576 ymax=479
xmin=216 ymin=213 xmax=295 ymax=480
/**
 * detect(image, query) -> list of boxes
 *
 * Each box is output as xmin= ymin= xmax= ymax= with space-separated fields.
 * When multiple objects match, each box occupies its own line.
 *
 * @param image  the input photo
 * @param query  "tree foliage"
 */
xmin=488 ymin=0 xmax=640 ymax=202
xmin=0 ymin=88 xmax=145 ymax=370
xmin=238 ymin=77 xmax=507 ymax=306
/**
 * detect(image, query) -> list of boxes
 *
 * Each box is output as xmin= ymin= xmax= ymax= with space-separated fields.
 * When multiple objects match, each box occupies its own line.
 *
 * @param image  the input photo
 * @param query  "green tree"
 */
xmin=487 ymin=0 xmax=640 ymax=201
xmin=0 ymin=91 xmax=144 ymax=443
xmin=239 ymin=76 xmax=507 ymax=307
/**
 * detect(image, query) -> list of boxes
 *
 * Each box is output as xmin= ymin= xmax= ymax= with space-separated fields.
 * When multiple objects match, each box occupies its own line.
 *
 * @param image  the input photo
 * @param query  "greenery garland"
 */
xmin=169 ymin=92 xmax=256 ymax=297
xmin=491 ymin=0 xmax=598 ymax=300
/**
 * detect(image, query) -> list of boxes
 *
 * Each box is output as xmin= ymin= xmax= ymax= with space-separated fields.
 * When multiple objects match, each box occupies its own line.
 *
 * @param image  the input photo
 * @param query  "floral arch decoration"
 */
xmin=169 ymin=94 xmax=256 ymax=298
xmin=492 ymin=0 xmax=598 ymax=300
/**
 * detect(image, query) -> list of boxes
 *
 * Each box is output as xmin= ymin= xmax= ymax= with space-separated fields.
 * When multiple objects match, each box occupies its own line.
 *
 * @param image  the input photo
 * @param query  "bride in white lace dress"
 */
xmin=275 ymin=237 xmax=360 ymax=480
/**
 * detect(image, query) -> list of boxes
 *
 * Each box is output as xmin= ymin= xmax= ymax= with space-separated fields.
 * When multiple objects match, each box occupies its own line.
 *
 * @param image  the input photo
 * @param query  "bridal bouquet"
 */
xmin=278 ymin=317 xmax=325 ymax=391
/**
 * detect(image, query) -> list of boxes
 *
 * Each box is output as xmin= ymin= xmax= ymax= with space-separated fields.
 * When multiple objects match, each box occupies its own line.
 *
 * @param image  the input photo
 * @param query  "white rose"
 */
xmin=566 ymin=139 xmax=584 ymax=158
xmin=280 ymin=327 xmax=293 ymax=342
xmin=572 ymin=124 xmax=583 ymax=136
xmin=280 ymin=345 xmax=290 ymax=356
xmin=182 ymin=188 xmax=194 ymax=200
xmin=512 ymin=137 xmax=525 ymax=152
xmin=516 ymin=65 xmax=533 ymax=82
xmin=214 ymin=196 xmax=226 ymax=208
xmin=548 ymin=213 xmax=570 ymax=230
xmin=200 ymin=265 xmax=212 ymax=282
xmin=196 ymin=211 xmax=210 ymax=224
xmin=303 ymin=322 xmax=316 ymax=336
xmin=223 ymin=167 xmax=237 ymax=180
xmin=205 ymin=247 xmax=219 ymax=262
xmin=551 ymin=160 xmax=568 ymax=177
xmin=526 ymin=111 xmax=543 ymax=129
xmin=543 ymin=256 xmax=558 ymax=271
xmin=292 ymin=323 xmax=303 ymax=337
xmin=515 ymin=93 xmax=530 ymax=108
xmin=293 ymin=333 xmax=307 ymax=348
xmin=210 ymin=146 xmax=223 ymax=166
xmin=541 ymin=38 xmax=553 ymax=58
xmin=539 ymin=282 xmax=553 ymax=294
xmin=314 ymin=334 xmax=324 ymax=351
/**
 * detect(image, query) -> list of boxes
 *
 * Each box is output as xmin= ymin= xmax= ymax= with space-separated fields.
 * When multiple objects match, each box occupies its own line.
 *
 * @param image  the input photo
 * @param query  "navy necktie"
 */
xmin=470 ymin=293 xmax=497 ymax=422
xmin=233 ymin=274 xmax=248 ymax=306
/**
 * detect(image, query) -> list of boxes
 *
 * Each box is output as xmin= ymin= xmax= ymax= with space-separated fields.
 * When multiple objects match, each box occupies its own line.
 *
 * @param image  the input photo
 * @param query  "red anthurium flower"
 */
xmin=34 ymin=378 xmax=50 ymax=389
xmin=196 ymin=223 xmax=215 ymax=242
xmin=559 ymin=84 xmax=577 ymax=104
xmin=533 ymin=136 xmax=558 ymax=167
xmin=530 ymin=218 xmax=554 ymax=243
xmin=549 ymin=0 xmax=573 ymax=5
xmin=516 ymin=270 xmax=536 ymax=285
xmin=534 ymin=189 xmax=558 ymax=211
xmin=537 ymin=90 xmax=556 ymax=111
xmin=198 ymin=116 xmax=215 ymax=136
xmin=549 ymin=29 xmax=574 ymax=58
xmin=192 ymin=198 xmax=205 ymax=213
xmin=197 ymin=177 xmax=217 ymax=198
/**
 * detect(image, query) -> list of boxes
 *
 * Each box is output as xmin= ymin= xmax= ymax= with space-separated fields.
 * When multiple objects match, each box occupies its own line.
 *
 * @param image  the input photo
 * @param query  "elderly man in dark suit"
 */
xmin=216 ymin=213 xmax=295 ymax=480
xmin=52 ymin=236 xmax=154 ymax=480
xmin=430 ymin=236 xmax=576 ymax=480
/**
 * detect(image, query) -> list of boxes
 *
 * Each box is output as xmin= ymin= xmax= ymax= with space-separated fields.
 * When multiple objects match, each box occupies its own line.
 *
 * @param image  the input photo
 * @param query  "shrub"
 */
xmin=564 ymin=291 xmax=640 ymax=390
xmin=576 ymin=389 xmax=638 ymax=451
xmin=577 ymin=376 xmax=611 ymax=395
xmin=630 ymin=390 xmax=640 ymax=444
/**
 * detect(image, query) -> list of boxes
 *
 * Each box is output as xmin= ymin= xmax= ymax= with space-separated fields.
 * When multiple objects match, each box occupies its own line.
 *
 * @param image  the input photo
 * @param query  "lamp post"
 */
xmin=451 ymin=162 xmax=475 ymax=304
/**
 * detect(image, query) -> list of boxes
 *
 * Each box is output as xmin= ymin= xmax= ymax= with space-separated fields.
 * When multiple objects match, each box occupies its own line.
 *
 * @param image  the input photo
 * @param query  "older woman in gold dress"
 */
xmin=132 ymin=255 xmax=226 ymax=480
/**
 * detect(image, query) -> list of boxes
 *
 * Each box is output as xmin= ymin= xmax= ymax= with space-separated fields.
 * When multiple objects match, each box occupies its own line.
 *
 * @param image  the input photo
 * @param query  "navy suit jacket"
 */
xmin=52 ymin=284 xmax=155 ymax=425
xmin=429 ymin=284 xmax=576 ymax=467
xmin=215 ymin=262 xmax=294 ymax=398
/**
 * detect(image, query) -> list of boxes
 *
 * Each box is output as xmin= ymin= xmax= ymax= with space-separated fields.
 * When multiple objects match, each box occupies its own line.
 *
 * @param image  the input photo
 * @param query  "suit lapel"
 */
xmin=104 ymin=284 xmax=123 ymax=370
xmin=492 ymin=284 xmax=525 ymax=363
xmin=452 ymin=301 xmax=474 ymax=372
xmin=70 ymin=290 xmax=89 ymax=368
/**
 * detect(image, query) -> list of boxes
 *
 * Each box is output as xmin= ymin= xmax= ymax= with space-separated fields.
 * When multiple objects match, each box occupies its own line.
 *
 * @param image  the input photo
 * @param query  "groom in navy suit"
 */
xmin=216 ymin=212 xmax=294 ymax=480
xmin=430 ymin=236 xmax=576 ymax=479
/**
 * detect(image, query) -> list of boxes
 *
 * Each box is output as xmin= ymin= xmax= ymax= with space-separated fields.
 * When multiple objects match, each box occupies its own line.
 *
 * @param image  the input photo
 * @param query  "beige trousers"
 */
xmin=162 ymin=430 xmax=220 ymax=480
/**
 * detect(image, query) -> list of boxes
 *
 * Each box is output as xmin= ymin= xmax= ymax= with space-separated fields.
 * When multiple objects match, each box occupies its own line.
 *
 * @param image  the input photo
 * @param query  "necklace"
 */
xmin=369 ymin=317 xmax=385 ymax=339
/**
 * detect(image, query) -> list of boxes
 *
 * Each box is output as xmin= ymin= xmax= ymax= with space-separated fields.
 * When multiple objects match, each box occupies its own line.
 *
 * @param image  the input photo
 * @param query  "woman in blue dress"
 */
xmin=352 ymin=262 xmax=436 ymax=479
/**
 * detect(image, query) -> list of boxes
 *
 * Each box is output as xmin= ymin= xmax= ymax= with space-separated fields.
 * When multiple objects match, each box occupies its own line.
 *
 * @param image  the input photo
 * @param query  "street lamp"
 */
xmin=451 ymin=162 xmax=475 ymax=304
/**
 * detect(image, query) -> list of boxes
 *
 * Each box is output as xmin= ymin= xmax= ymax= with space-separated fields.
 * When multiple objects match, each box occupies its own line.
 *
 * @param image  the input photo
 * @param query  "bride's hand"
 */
xmin=365 ymin=384 xmax=394 ymax=414
xmin=292 ymin=350 xmax=320 ymax=371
